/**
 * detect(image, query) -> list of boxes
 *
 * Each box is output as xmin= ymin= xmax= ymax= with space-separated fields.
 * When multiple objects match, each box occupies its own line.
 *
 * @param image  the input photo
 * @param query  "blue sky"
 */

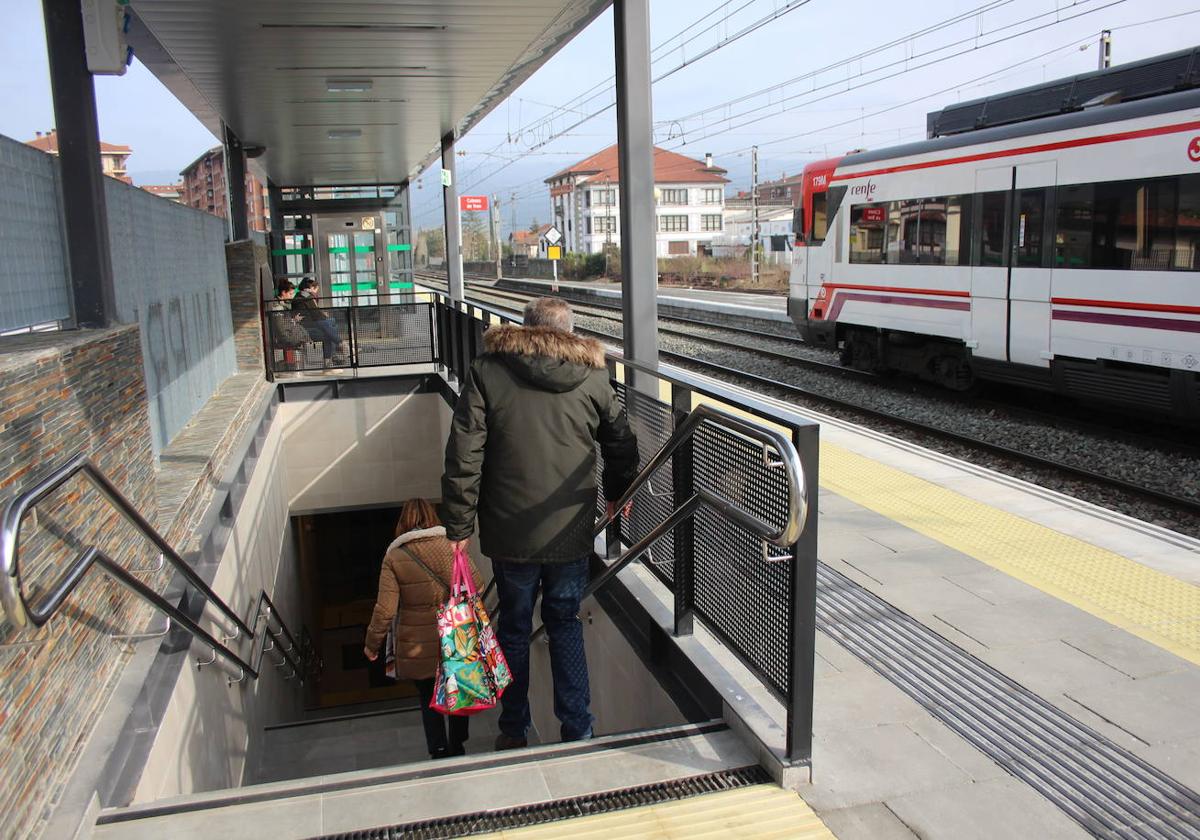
xmin=4 ymin=0 xmax=1198 ymax=233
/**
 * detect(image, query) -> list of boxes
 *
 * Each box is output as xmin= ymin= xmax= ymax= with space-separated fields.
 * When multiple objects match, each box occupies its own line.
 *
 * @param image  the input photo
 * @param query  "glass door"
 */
xmin=313 ymin=214 xmax=387 ymax=306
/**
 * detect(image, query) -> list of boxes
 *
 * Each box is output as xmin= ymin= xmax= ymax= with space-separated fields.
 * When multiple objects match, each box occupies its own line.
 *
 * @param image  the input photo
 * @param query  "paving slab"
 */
xmin=812 ymin=669 xmax=924 ymax=733
xmin=933 ymin=597 xmax=1116 ymax=649
xmin=978 ymin=639 xmax=1133 ymax=697
xmin=1058 ymin=627 xmax=1192 ymax=680
xmin=820 ymin=802 xmax=919 ymax=840
xmin=806 ymin=723 xmax=977 ymax=811
xmin=1062 ymin=670 xmax=1200 ymax=744
xmin=885 ymin=776 xmax=1091 ymax=840
xmin=1132 ymin=734 xmax=1200 ymax=791
xmin=941 ymin=567 xmax=1048 ymax=607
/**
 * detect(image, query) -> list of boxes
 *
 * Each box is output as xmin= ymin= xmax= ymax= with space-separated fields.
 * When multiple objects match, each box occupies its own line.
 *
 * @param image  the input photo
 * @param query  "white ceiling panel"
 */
xmin=128 ymin=0 xmax=611 ymax=186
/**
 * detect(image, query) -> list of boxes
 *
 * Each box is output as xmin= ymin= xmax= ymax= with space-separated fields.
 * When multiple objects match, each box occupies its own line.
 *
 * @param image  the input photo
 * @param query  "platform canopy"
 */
xmin=127 ymin=0 xmax=611 ymax=186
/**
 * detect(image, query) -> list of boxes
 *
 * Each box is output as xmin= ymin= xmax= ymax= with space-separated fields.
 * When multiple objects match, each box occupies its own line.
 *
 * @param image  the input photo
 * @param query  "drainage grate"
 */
xmin=817 ymin=563 xmax=1200 ymax=839
xmin=310 ymin=765 xmax=770 ymax=840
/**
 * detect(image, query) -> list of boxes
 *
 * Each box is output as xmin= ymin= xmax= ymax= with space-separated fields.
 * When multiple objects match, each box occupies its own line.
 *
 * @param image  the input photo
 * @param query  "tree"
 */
xmin=528 ymin=218 xmax=541 ymax=234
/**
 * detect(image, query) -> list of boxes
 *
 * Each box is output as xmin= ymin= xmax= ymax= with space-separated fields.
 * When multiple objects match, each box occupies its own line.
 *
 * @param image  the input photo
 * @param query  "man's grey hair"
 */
xmin=523 ymin=297 xmax=574 ymax=332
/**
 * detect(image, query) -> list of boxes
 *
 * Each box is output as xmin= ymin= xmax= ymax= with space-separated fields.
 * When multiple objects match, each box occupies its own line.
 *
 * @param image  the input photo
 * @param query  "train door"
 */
xmin=313 ymin=213 xmax=388 ymax=306
xmin=970 ymin=166 xmax=1012 ymax=361
xmin=1008 ymin=161 xmax=1056 ymax=367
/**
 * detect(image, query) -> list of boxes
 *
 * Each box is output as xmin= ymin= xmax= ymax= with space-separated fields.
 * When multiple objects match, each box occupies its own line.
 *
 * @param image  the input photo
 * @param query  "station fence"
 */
xmin=260 ymin=291 xmax=818 ymax=764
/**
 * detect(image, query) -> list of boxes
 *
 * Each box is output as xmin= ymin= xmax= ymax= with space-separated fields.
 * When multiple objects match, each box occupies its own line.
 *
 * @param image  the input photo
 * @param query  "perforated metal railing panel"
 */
xmin=691 ymin=421 xmax=795 ymax=698
xmin=617 ymin=384 xmax=677 ymax=585
xmin=609 ymin=382 xmax=796 ymax=699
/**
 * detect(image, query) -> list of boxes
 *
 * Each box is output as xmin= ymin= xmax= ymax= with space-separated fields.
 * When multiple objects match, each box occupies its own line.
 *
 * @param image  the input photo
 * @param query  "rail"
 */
xmin=0 ymin=454 xmax=306 ymax=685
xmin=535 ymin=400 xmax=806 ymax=621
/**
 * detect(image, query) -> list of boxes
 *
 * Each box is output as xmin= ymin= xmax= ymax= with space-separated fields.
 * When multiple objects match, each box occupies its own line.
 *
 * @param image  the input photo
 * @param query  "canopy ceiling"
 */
xmin=128 ymin=0 xmax=611 ymax=186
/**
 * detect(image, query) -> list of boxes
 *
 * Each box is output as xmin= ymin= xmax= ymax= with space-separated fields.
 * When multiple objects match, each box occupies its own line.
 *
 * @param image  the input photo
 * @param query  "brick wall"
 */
xmin=0 ymin=325 xmax=162 ymax=840
xmin=225 ymin=240 xmax=270 ymax=372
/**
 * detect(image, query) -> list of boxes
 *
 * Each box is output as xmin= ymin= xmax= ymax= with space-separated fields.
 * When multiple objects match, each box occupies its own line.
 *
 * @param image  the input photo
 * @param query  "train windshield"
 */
xmin=792 ymin=206 xmax=804 ymax=242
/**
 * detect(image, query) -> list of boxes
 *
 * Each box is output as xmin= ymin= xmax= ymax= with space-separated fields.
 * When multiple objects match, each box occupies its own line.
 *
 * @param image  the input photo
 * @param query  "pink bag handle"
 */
xmin=451 ymin=544 xmax=477 ymax=597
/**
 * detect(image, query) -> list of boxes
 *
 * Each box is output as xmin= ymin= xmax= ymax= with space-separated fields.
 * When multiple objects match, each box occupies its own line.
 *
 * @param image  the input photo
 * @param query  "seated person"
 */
xmin=267 ymin=280 xmax=311 ymax=368
xmin=291 ymin=279 xmax=345 ymax=368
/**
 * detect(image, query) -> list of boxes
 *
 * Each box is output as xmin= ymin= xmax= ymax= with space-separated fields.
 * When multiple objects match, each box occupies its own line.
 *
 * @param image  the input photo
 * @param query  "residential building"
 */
xmin=25 ymin=129 xmax=132 ymax=183
xmin=545 ymin=145 xmax=728 ymax=257
xmin=729 ymin=172 xmax=805 ymax=209
xmin=714 ymin=205 xmax=795 ymax=264
xmin=180 ymin=146 xmax=270 ymax=233
xmin=510 ymin=224 xmax=551 ymax=258
xmin=141 ymin=183 xmax=184 ymax=202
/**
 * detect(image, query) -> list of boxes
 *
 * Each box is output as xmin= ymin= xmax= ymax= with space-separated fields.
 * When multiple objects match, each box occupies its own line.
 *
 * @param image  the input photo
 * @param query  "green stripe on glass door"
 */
xmin=271 ymin=247 xmax=314 ymax=256
xmin=386 ymin=243 xmax=412 ymax=252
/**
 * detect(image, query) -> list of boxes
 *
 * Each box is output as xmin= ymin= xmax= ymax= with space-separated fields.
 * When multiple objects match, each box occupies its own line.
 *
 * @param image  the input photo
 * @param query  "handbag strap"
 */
xmin=397 ymin=544 xmax=451 ymax=597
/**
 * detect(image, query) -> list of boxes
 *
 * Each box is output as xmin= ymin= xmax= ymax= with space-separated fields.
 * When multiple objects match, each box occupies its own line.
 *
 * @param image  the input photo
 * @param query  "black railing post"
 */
xmin=786 ymin=420 xmax=819 ymax=763
xmin=671 ymin=383 xmax=695 ymax=636
xmin=347 ymin=303 xmax=358 ymax=369
xmin=606 ymin=357 xmax=623 ymax=559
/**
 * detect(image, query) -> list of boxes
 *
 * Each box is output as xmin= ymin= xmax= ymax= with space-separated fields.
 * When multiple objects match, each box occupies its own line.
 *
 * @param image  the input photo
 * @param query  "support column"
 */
xmin=224 ymin=123 xmax=249 ymax=242
xmin=42 ymin=0 xmax=117 ymax=328
xmin=441 ymin=133 xmax=464 ymax=302
xmin=267 ymin=180 xmax=284 ymax=277
xmin=614 ymin=0 xmax=659 ymax=392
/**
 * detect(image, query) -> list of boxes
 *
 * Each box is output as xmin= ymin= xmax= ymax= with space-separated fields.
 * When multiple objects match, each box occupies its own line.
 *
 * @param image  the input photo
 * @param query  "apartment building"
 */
xmin=180 ymin=146 xmax=270 ymax=233
xmin=545 ymin=145 xmax=728 ymax=257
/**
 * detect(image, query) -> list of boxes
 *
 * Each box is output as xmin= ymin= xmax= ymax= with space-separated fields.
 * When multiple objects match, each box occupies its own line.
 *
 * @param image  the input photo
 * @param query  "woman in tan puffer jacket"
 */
xmin=364 ymin=498 xmax=483 ymax=759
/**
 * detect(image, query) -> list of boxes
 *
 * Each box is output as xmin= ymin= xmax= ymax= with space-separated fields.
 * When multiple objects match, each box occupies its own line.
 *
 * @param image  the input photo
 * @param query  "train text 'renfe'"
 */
xmin=848 ymin=179 xmax=877 ymax=201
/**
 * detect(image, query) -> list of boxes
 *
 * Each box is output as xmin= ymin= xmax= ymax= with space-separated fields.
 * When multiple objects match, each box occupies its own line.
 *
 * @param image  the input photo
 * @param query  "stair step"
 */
xmin=95 ymin=721 xmax=752 ymax=839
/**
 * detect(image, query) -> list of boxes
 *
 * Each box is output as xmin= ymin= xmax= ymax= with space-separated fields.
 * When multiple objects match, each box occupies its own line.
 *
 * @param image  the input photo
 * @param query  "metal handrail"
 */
xmin=533 ymin=400 xmax=807 ymax=637
xmin=0 ymin=455 xmax=301 ymax=684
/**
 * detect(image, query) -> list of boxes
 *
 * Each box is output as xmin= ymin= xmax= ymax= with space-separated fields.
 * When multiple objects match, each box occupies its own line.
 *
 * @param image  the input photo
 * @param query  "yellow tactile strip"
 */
xmin=821 ymin=442 xmax=1200 ymax=666
xmin=473 ymin=785 xmax=836 ymax=839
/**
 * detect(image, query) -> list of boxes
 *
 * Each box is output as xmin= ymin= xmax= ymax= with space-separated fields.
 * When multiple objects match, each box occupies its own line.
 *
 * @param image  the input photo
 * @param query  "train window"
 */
xmin=811 ymin=192 xmax=828 ymax=243
xmin=978 ymin=192 xmax=1007 ymax=266
xmin=1015 ymin=189 xmax=1046 ymax=267
xmin=885 ymin=200 xmax=920 ymax=264
xmin=849 ymin=204 xmax=886 ymax=263
xmin=1051 ymin=174 xmax=1200 ymax=271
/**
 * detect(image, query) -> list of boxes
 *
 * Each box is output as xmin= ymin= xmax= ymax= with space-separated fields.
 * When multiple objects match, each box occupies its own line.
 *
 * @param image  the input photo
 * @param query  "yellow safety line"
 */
xmin=473 ymin=785 xmax=837 ymax=839
xmin=822 ymin=443 xmax=1200 ymax=666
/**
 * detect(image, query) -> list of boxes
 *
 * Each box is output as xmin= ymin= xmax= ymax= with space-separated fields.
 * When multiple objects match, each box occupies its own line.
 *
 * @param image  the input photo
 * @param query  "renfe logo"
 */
xmin=1189 ymin=136 xmax=1200 ymax=163
xmin=849 ymin=179 xmax=877 ymax=202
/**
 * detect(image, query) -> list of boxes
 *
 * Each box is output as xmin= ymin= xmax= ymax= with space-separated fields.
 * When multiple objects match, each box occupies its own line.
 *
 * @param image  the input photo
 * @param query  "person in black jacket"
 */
xmin=441 ymin=297 xmax=638 ymax=749
xmin=291 ymin=279 xmax=344 ymax=368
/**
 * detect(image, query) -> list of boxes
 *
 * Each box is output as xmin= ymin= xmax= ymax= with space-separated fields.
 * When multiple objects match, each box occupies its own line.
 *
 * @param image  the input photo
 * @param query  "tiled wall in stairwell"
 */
xmin=225 ymin=240 xmax=271 ymax=372
xmin=0 ymin=325 xmax=165 ymax=840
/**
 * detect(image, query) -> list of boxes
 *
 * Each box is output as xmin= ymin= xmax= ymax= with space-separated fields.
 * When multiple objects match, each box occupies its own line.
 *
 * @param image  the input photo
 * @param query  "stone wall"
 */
xmin=225 ymin=240 xmax=270 ymax=372
xmin=0 ymin=326 xmax=162 ymax=840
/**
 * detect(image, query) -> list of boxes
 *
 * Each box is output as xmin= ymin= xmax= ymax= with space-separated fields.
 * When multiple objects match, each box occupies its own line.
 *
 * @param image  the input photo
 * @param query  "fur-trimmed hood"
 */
xmin=483 ymin=324 xmax=605 ymax=393
xmin=385 ymin=525 xmax=446 ymax=554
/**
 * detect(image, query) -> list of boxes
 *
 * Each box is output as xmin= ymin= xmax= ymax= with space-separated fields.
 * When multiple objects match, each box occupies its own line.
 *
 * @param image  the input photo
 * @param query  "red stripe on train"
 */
xmin=831 ymin=119 xmax=1200 ymax=182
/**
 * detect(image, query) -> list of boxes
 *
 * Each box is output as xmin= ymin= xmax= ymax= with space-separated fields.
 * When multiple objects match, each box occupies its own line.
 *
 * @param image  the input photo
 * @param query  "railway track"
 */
xmin=414 ymin=272 xmax=1200 ymax=527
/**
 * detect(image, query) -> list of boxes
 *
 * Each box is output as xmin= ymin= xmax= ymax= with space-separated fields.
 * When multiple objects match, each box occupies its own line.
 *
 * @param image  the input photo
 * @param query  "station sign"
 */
xmin=459 ymin=195 xmax=489 ymax=212
xmin=859 ymin=205 xmax=885 ymax=223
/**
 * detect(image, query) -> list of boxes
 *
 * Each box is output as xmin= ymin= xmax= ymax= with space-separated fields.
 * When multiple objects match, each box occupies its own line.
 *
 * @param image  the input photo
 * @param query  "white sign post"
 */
xmin=543 ymin=226 xmax=563 ymax=291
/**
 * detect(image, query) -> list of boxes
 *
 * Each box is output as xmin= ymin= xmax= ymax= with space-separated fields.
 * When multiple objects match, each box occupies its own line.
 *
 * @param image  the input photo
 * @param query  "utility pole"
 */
xmin=491 ymin=194 xmax=502 ymax=280
xmin=1098 ymin=30 xmax=1112 ymax=70
xmin=750 ymin=145 xmax=760 ymax=285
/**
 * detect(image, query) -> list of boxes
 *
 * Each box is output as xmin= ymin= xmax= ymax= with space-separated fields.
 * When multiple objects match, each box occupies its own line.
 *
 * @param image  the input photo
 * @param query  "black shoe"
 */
xmin=448 ymin=742 xmax=466 ymax=757
xmin=494 ymin=733 xmax=528 ymax=751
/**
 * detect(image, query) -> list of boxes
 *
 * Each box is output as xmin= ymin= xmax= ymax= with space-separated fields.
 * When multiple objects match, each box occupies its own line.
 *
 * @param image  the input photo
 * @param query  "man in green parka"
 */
xmin=440 ymin=297 xmax=639 ymax=748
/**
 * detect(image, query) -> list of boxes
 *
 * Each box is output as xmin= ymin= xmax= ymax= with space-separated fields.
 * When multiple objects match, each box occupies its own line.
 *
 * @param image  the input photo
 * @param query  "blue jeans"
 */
xmin=493 ymin=556 xmax=593 ymax=742
xmin=304 ymin=317 xmax=341 ymax=360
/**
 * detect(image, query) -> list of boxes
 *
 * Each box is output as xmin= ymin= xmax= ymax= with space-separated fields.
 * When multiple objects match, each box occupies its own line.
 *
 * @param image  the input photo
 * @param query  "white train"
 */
xmin=789 ymin=47 xmax=1200 ymax=420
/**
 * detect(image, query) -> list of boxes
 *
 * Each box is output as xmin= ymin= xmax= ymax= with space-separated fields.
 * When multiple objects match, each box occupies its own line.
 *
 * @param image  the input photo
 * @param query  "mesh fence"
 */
xmin=265 ymin=300 xmax=434 ymax=373
xmin=616 ymin=384 xmax=678 ymax=587
xmin=352 ymin=303 xmax=435 ymax=367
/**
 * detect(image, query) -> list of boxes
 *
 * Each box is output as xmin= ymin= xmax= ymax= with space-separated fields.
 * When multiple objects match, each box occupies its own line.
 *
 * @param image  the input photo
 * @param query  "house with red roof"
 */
xmin=25 ymin=129 xmax=132 ymax=184
xmin=545 ymin=145 xmax=728 ymax=257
